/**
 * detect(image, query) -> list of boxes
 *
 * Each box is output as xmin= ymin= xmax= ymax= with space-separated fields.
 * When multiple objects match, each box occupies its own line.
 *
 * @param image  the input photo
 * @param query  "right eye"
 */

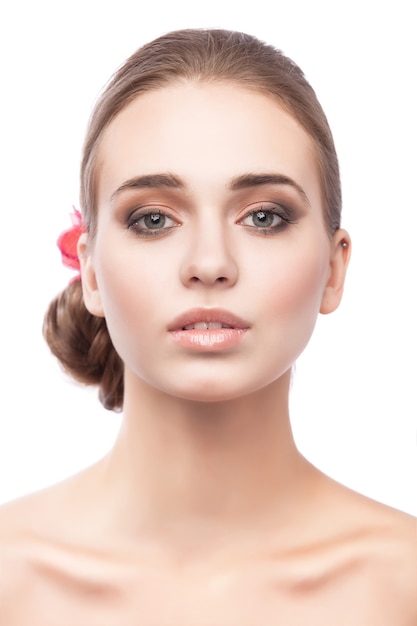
xmin=128 ymin=210 xmax=178 ymax=236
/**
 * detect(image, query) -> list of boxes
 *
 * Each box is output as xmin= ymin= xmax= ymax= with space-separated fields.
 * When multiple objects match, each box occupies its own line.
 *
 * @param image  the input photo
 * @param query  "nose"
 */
xmin=180 ymin=221 xmax=238 ymax=289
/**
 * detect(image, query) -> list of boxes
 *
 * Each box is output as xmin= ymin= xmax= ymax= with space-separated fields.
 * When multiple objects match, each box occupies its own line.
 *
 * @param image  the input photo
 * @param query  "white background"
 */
xmin=0 ymin=0 xmax=415 ymax=514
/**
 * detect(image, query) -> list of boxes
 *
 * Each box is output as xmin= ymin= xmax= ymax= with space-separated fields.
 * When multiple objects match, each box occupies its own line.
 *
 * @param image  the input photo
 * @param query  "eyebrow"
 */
xmin=229 ymin=173 xmax=310 ymax=205
xmin=111 ymin=173 xmax=184 ymax=201
xmin=111 ymin=171 xmax=310 ymax=205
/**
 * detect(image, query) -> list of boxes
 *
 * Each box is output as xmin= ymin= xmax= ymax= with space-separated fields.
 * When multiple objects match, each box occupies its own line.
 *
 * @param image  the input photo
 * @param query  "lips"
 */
xmin=168 ymin=308 xmax=249 ymax=332
xmin=168 ymin=308 xmax=250 ymax=351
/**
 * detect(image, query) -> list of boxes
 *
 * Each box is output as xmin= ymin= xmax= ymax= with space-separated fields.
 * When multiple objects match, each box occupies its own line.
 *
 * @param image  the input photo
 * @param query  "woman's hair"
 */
xmin=44 ymin=28 xmax=342 ymax=411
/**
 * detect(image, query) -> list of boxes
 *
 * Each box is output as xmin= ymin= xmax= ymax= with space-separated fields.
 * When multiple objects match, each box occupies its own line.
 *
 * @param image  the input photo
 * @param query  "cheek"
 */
xmin=101 ymin=275 xmax=142 ymax=320
xmin=260 ymin=249 xmax=329 ymax=372
xmin=93 ymin=246 xmax=158 ymax=353
xmin=261 ymin=244 xmax=329 ymax=325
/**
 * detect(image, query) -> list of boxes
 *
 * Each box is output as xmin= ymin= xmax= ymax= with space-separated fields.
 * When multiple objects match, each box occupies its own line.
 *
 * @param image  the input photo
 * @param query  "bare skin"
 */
xmin=1 ymin=376 xmax=416 ymax=624
xmin=1 ymin=83 xmax=415 ymax=623
xmin=0 ymin=457 xmax=416 ymax=625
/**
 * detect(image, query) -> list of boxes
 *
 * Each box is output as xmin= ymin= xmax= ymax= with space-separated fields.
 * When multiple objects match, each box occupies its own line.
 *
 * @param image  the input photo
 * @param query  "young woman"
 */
xmin=0 ymin=29 xmax=415 ymax=625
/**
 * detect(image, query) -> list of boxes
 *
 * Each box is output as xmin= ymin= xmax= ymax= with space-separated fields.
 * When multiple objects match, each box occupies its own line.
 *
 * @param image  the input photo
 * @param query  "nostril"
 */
xmin=189 ymin=275 xmax=228 ymax=284
xmin=181 ymin=254 xmax=238 ymax=288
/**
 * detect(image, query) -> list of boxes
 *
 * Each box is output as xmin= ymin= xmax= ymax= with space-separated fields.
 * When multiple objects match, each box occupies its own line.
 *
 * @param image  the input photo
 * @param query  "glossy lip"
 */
xmin=168 ymin=308 xmax=250 ymax=351
xmin=167 ymin=308 xmax=250 ymax=332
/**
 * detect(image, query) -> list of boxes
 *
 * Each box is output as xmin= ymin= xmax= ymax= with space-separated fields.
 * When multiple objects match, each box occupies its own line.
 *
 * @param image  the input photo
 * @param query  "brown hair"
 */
xmin=44 ymin=28 xmax=342 ymax=411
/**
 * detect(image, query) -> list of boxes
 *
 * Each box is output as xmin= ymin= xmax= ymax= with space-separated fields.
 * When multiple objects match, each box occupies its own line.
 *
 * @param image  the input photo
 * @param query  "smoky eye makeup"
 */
xmin=237 ymin=201 xmax=299 ymax=235
xmin=111 ymin=182 xmax=303 ymax=239
xmin=125 ymin=204 xmax=181 ymax=237
xmin=110 ymin=184 xmax=186 ymax=232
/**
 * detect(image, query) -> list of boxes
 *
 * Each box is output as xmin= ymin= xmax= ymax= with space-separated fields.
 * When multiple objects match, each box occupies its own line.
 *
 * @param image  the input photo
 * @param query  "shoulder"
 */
xmin=0 ymin=474 xmax=102 ymax=620
xmin=0 ymin=467 xmax=101 ymax=565
xmin=0 ymin=488 xmax=65 ymax=583
xmin=322 ymin=479 xmax=417 ymax=621
xmin=366 ymin=505 xmax=417 ymax=619
xmin=0 ymin=494 xmax=44 ymax=622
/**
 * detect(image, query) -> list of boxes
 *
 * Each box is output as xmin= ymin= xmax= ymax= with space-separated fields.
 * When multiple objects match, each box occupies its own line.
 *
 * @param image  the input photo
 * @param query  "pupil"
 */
xmin=145 ymin=213 xmax=165 ymax=229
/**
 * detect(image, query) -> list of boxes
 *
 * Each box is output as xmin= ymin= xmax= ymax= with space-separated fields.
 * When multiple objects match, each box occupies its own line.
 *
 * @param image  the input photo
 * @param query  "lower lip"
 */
xmin=169 ymin=328 xmax=247 ymax=351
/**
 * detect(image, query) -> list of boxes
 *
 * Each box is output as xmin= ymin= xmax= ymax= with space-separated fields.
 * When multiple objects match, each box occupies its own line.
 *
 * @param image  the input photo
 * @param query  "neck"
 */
xmin=97 ymin=369 xmax=313 ymax=555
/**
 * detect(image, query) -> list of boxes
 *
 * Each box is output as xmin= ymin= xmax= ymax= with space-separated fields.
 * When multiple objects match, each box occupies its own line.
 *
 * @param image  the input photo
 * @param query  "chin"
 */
xmin=160 ymin=371 xmax=287 ymax=405
xmin=166 ymin=383 xmax=244 ymax=404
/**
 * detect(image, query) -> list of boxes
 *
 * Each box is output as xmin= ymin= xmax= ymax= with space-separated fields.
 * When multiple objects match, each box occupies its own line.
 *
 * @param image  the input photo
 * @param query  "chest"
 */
xmin=7 ymin=560 xmax=408 ymax=626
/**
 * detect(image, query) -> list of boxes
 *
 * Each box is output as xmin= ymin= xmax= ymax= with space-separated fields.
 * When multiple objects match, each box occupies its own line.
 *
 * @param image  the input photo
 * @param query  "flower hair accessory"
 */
xmin=57 ymin=207 xmax=86 ymax=282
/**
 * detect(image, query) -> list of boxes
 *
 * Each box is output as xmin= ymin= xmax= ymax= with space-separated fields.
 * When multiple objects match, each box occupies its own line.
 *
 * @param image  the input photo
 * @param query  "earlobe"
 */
xmin=77 ymin=233 xmax=105 ymax=318
xmin=320 ymin=229 xmax=351 ymax=315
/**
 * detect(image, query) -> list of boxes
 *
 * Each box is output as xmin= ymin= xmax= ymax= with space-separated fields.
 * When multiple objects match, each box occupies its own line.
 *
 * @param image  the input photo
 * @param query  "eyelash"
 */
xmin=127 ymin=208 xmax=179 ymax=237
xmin=238 ymin=203 xmax=297 ymax=235
xmin=126 ymin=203 xmax=297 ymax=237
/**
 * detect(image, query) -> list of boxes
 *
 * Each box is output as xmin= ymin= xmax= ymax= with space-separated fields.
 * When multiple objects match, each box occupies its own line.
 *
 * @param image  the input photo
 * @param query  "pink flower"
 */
xmin=57 ymin=207 xmax=86 ymax=281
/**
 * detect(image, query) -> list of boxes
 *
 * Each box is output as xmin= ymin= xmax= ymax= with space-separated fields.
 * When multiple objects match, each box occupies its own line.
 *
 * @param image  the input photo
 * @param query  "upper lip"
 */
xmin=168 ymin=308 xmax=250 ymax=331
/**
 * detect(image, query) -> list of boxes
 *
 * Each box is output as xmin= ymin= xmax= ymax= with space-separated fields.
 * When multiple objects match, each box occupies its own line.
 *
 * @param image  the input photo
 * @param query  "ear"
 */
xmin=77 ymin=233 xmax=105 ymax=318
xmin=320 ymin=229 xmax=351 ymax=315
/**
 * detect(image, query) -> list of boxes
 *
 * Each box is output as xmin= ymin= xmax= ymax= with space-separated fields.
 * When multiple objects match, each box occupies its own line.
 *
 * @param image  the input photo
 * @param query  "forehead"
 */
xmin=96 ymin=82 xmax=322 ymax=207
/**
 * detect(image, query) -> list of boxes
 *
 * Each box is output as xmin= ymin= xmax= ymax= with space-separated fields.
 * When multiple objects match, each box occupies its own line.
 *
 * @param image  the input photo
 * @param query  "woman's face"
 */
xmin=81 ymin=82 xmax=348 ymax=402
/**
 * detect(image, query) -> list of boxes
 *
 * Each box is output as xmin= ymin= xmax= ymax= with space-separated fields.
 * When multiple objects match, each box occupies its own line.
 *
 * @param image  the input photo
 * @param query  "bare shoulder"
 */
xmin=320 ymin=477 xmax=417 ymax=622
xmin=366 ymin=503 xmax=417 ymax=598
xmin=0 ymin=471 xmax=114 ymax=624
xmin=338 ymin=482 xmax=417 ymax=561
xmin=0 ymin=489 xmax=53 ymax=622
xmin=0 ymin=483 xmax=74 ymax=598
xmin=362 ymin=500 xmax=417 ymax=611
xmin=0 ymin=474 xmax=83 ymax=549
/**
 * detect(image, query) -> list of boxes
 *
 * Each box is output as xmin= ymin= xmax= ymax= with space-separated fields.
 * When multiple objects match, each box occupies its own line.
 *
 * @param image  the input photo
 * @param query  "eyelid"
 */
xmin=127 ymin=204 xmax=181 ymax=235
xmin=127 ymin=201 xmax=179 ymax=217
xmin=237 ymin=200 xmax=297 ymax=222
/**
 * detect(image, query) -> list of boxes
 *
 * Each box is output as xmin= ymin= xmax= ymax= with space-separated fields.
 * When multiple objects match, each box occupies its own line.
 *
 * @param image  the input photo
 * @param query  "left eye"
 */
xmin=240 ymin=209 xmax=284 ymax=229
